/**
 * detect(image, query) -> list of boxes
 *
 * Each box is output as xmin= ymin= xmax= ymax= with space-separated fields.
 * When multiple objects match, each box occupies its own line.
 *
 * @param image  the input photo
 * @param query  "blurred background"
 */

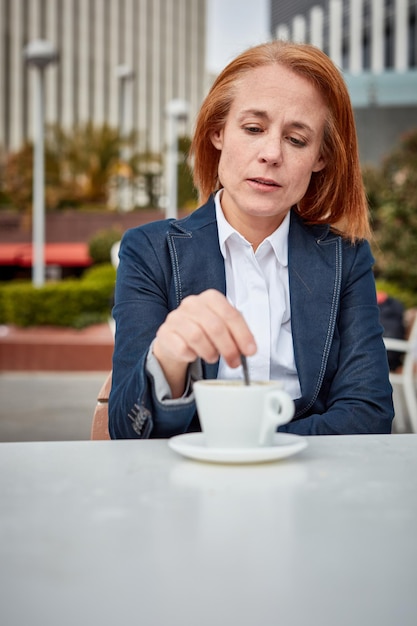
xmin=0 ymin=0 xmax=416 ymax=439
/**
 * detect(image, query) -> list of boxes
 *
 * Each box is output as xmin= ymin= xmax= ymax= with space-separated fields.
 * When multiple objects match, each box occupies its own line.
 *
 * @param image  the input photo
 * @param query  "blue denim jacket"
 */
xmin=109 ymin=198 xmax=394 ymax=438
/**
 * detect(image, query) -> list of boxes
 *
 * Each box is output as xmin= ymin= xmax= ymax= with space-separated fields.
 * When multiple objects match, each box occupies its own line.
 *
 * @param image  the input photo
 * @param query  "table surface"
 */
xmin=1 ymin=434 xmax=416 ymax=626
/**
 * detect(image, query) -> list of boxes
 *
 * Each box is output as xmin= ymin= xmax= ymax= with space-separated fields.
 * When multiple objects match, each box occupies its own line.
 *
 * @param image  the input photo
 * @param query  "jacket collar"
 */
xmin=172 ymin=197 xmax=333 ymax=244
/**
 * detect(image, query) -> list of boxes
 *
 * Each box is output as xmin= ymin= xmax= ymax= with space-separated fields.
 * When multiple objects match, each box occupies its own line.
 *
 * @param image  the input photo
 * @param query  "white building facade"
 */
xmin=0 ymin=0 xmax=206 ymax=155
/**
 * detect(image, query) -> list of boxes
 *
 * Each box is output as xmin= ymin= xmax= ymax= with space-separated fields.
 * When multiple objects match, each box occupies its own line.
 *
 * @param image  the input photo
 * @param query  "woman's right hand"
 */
xmin=152 ymin=289 xmax=257 ymax=398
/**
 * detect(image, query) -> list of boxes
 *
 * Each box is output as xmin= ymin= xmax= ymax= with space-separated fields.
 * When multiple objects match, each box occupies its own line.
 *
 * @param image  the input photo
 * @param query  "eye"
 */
xmin=287 ymin=136 xmax=307 ymax=147
xmin=243 ymin=125 xmax=263 ymax=134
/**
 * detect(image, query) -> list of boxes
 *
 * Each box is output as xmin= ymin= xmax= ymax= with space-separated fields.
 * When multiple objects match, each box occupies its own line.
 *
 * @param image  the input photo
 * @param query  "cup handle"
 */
xmin=259 ymin=390 xmax=295 ymax=446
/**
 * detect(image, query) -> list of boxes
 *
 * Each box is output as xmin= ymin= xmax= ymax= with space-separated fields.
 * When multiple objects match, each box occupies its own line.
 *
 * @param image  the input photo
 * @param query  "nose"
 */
xmin=258 ymin=135 xmax=283 ymax=166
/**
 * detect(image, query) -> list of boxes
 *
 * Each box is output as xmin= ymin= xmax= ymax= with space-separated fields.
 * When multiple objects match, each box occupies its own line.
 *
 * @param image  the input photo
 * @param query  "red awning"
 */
xmin=0 ymin=243 xmax=93 ymax=267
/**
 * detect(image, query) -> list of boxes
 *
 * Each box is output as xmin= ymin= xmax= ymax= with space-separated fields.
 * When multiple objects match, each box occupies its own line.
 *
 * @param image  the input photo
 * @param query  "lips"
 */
xmin=249 ymin=177 xmax=281 ymax=187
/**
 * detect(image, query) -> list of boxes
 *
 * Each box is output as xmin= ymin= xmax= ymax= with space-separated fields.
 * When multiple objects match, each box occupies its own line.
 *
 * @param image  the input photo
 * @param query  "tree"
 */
xmin=365 ymin=129 xmax=417 ymax=294
xmin=1 ymin=124 xmax=195 ymax=213
xmin=2 ymin=143 xmax=33 ymax=211
xmin=177 ymin=135 xmax=198 ymax=211
xmin=1 ymin=124 xmax=127 ymax=212
xmin=2 ymin=142 xmax=63 ymax=212
xmin=47 ymin=122 xmax=127 ymax=205
xmin=131 ymin=148 xmax=162 ymax=209
xmin=47 ymin=123 xmax=164 ymax=209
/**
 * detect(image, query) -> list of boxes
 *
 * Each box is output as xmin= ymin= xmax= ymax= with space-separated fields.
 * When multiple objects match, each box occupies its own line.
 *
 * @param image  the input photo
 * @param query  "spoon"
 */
xmin=240 ymin=355 xmax=250 ymax=386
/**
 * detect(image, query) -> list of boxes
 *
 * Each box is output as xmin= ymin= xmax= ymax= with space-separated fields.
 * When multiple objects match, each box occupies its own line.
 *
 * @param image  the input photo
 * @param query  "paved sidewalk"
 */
xmin=0 ymin=372 xmax=106 ymax=442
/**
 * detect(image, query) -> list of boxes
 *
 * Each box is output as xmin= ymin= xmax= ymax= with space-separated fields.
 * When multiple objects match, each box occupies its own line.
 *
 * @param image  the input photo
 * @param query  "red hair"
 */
xmin=190 ymin=40 xmax=370 ymax=241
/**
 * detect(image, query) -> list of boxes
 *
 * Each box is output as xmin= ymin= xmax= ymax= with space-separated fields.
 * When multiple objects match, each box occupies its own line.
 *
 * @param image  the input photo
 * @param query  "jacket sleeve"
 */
xmin=108 ymin=226 xmax=199 ymax=439
xmin=280 ymin=240 xmax=394 ymax=435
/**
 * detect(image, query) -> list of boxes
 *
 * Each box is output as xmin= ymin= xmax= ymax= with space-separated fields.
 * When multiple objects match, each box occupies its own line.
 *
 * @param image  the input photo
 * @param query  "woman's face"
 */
xmin=211 ymin=63 xmax=328 ymax=237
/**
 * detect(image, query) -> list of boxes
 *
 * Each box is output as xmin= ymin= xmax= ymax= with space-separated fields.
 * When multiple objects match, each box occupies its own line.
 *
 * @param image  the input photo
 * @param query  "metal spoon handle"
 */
xmin=241 ymin=355 xmax=250 ymax=386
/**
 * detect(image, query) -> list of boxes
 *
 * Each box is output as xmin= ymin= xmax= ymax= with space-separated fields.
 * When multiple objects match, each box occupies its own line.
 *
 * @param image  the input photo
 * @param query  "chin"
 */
xmin=245 ymin=206 xmax=286 ymax=219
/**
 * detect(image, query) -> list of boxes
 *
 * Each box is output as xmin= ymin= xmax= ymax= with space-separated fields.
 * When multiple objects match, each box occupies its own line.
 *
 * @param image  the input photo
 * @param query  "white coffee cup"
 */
xmin=193 ymin=379 xmax=294 ymax=449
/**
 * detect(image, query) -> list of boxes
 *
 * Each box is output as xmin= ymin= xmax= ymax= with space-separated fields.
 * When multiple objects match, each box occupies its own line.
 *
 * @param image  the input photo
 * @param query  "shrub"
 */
xmin=367 ymin=128 xmax=417 ymax=294
xmin=88 ymin=228 xmax=122 ymax=264
xmin=82 ymin=263 xmax=117 ymax=284
xmin=0 ymin=263 xmax=116 ymax=328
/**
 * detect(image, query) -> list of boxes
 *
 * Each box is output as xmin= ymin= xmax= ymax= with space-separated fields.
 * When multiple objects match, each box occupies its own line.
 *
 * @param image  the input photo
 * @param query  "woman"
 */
xmin=108 ymin=40 xmax=393 ymax=438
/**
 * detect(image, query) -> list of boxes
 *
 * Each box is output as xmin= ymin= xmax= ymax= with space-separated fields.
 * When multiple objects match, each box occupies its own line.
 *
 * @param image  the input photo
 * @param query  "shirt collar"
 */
xmin=214 ymin=189 xmax=290 ymax=267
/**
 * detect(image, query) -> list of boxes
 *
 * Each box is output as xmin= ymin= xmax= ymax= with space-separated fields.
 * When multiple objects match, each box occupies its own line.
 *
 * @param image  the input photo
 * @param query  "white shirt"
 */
xmin=215 ymin=191 xmax=301 ymax=399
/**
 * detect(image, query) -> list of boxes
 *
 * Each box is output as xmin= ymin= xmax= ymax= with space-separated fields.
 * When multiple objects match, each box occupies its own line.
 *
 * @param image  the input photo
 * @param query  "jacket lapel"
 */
xmin=167 ymin=199 xmax=226 ymax=304
xmin=167 ymin=198 xmax=224 ymax=379
xmin=288 ymin=212 xmax=342 ymax=414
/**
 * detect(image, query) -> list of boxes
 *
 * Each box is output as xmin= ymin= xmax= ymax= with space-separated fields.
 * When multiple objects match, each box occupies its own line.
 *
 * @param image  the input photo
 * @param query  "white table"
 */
xmin=1 ymin=435 xmax=416 ymax=626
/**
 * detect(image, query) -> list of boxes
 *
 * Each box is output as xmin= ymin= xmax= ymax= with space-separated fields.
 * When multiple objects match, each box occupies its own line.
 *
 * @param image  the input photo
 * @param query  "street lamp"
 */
xmin=165 ymin=99 xmax=189 ymax=219
xmin=116 ymin=65 xmax=134 ymax=211
xmin=23 ymin=40 xmax=58 ymax=287
xmin=116 ymin=64 xmax=135 ymax=136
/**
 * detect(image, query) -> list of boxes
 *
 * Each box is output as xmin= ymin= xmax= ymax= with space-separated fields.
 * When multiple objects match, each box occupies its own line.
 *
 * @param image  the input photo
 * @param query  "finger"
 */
xmin=179 ymin=292 xmax=257 ymax=367
xmin=156 ymin=317 xmax=219 ymax=364
xmin=154 ymin=324 xmax=199 ymax=363
xmin=192 ymin=291 xmax=257 ymax=357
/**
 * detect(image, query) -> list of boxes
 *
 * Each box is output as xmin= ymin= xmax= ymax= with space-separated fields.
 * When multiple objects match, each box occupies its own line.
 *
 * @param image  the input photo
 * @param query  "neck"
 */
xmin=233 ymin=216 xmax=286 ymax=251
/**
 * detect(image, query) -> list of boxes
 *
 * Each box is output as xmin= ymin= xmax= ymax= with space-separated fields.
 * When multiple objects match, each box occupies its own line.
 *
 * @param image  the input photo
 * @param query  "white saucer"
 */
xmin=168 ymin=432 xmax=307 ymax=464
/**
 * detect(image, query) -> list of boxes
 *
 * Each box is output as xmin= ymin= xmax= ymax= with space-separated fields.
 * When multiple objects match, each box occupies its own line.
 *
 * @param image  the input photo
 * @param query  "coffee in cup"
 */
xmin=193 ymin=379 xmax=294 ymax=449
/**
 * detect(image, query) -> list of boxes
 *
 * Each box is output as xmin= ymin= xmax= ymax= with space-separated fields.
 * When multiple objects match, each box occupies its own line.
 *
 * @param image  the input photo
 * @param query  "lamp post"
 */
xmin=23 ymin=40 xmax=58 ymax=287
xmin=116 ymin=65 xmax=134 ymax=211
xmin=165 ymin=99 xmax=189 ymax=219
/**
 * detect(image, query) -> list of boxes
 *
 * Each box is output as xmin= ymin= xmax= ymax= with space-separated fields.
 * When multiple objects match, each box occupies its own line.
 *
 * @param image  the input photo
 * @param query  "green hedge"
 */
xmin=88 ymin=228 xmax=122 ymax=264
xmin=0 ymin=263 xmax=116 ymax=328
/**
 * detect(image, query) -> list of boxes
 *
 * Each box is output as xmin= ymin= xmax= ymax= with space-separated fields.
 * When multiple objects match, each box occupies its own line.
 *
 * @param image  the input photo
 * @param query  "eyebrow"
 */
xmin=238 ymin=109 xmax=269 ymax=121
xmin=238 ymin=109 xmax=315 ymax=134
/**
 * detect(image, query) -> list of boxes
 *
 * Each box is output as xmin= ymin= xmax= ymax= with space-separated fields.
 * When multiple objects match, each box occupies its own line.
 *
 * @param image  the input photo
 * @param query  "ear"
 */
xmin=312 ymin=153 xmax=326 ymax=173
xmin=210 ymin=128 xmax=224 ymax=150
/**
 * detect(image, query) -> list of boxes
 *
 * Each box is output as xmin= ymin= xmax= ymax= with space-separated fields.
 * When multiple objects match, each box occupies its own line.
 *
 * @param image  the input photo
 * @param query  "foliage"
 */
xmin=2 ymin=143 xmax=34 ymax=211
xmin=0 ymin=123 xmax=174 ymax=211
xmin=88 ymin=228 xmax=122 ymax=264
xmin=177 ymin=135 xmax=198 ymax=211
xmin=0 ymin=263 xmax=116 ymax=328
xmin=1 ymin=142 xmax=64 ymax=211
xmin=364 ymin=128 xmax=417 ymax=294
xmin=82 ymin=263 xmax=117 ymax=284
xmin=0 ymin=189 xmax=10 ymax=206
xmin=46 ymin=122 xmax=130 ymax=206
xmin=375 ymin=280 xmax=417 ymax=310
xmin=132 ymin=148 xmax=163 ymax=209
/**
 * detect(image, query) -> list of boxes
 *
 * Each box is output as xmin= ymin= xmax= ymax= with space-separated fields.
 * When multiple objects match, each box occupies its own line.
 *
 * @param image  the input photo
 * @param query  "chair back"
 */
xmin=91 ymin=371 xmax=112 ymax=440
xmin=384 ymin=309 xmax=417 ymax=433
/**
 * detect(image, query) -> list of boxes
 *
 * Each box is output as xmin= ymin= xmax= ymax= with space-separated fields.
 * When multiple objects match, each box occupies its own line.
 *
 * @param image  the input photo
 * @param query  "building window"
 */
xmin=409 ymin=5 xmax=416 ymax=67
xmin=384 ymin=21 xmax=394 ymax=68
xmin=363 ymin=32 xmax=370 ymax=69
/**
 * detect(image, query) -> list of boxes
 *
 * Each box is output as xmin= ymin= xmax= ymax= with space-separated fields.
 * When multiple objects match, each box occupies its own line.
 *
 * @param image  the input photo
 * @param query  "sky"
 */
xmin=206 ymin=0 xmax=270 ymax=74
